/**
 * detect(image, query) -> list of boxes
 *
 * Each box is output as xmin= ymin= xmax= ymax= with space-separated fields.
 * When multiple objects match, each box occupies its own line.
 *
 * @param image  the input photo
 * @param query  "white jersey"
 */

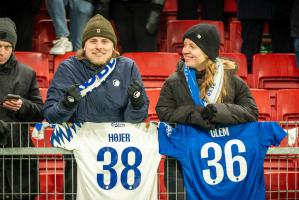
xmin=51 ymin=122 xmax=161 ymax=200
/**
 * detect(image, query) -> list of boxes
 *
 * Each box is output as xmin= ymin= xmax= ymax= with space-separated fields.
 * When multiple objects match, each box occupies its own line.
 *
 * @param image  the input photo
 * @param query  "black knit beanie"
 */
xmin=0 ymin=18 xmax=17 ymax=49
xmin=82 ymin=14 xmax=117 ymax=48
xmin=183 ymin=24 xmax=220 ymax=61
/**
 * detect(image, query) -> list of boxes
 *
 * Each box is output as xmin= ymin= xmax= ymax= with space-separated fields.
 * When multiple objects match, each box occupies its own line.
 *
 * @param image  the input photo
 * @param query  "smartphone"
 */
xmin=4 ymin=94 xmax=21 ymax=100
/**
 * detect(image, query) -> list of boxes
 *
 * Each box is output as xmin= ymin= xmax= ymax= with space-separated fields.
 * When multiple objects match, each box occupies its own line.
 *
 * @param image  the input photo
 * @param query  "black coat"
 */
xmin=156 ymin=62 xmax=258 ymax=129
xmin=0 ymin=55 xmax=43 ymax=199
xmin=237 ymin=0 xmax=293 ymax=20
xmin=291 ymin=0 xmax=299 ymax=37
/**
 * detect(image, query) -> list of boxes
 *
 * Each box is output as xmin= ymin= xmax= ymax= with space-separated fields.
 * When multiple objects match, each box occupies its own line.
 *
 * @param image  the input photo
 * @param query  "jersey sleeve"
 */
xmin=158 ymin=122 xmax=185 ymax=159
xmin=50 ymin=123 xmax=82 ymax=150
xmin=259 ymin=122 xmax=287 ymax=147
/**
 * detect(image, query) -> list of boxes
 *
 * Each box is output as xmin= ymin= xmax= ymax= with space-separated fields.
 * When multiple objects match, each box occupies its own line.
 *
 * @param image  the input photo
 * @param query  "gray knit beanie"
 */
xmin=0 ymin=18 xmax=17 ymax=48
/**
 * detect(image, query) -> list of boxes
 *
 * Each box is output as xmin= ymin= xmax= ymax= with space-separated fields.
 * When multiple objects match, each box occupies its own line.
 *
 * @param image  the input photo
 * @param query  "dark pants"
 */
xmin=64 ymin=156 xmax=77 ymax=200
xmin=241 ymin=19 xmax=293 ymax=72
xmin=177 ymin=0 xmax=224 ymax=20
xmin=164 ymin=157 xmax=185 ymax=200
xmin=110 ymin=1 xmax=158 ymax=52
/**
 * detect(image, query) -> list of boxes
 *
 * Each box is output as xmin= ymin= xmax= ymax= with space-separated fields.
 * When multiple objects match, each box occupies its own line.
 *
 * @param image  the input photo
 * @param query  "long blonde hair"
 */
xmin=200 ymin=58 xmax=236 ymax=103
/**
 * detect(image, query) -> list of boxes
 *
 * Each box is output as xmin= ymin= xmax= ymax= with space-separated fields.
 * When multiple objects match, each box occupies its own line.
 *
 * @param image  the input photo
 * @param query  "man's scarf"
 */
xmin=183 ymin=58 xmax=224 ymax=106
xmin=79 ymin=58 xmax=116 ymax=97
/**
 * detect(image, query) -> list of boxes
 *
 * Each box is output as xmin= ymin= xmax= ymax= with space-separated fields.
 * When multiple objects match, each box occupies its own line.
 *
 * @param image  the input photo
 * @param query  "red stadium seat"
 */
xmin=145 ymin=88 xmax=161 ymax=122
xmin=277 ymin=89 xmax=299 ymax=121
xmin=220 ymin=52 xmax=248 ymax=85
xmin=122 ymin=52 xmax=180 ymax=88
xmin=39 ymin=88 xmax=48 ymax=103
xmin=228 ymin=20 xmax=242 ymax=53
xmin=33 ymin=20 xmax=56 ymax=53
xmin=252 ymin=53 xmax=299 ymax=120
xmin=250 ymin=89 xmax=272 ymax=121
xmin=53 ymin=52 xmax=76 ymax=73
xmin=166 ymin=20 xmax=225 ymax=53
xmin=224 ymin=0 xmax=237 ymax=13
xmin=15 ymin=52 xmax=50 ymax=88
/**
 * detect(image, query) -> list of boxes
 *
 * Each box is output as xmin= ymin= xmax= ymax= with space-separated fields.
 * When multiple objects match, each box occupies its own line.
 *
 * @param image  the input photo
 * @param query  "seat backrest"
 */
xmin=277 ymin=89 xmax=299 ymax=121
xmin=250 ymin=89 xmax=272 ymax=121
xmin=220 ymin=52 xmax=248 ymax=85
xmin=166 ymin=20 xmax=225 ymax=53
xmin=252 ymin=53 xmax=299 ymax=89
xmin=145 ymin=88 xmax=161 ymax=121
xmin=228 ymin=20 xmax=242 ymax=53
xmin=15 ymin=52 xmax=50 ymax=88
xmin=53 ymin=52 xmax=76 ymax=73
xmin=33 ymin=19 xmax=56 ymax=53
xmin=122 ymin=52 xmax=180 ymax=88
xmin=252 ymin=53 xmax=299 ymax=117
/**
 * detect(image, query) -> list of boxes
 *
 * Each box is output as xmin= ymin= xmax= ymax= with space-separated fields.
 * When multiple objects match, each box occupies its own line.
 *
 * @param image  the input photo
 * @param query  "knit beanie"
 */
xmin=82 ymin=14 xmax=117 ymax=48
xmin=183 ymin=24 xmax=220 ymax=61
xmin=0 ymin=18 xmax=17 ymax=49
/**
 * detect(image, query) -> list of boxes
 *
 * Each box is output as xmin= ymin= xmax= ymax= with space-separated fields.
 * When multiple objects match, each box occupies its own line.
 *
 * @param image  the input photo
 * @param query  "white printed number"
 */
xmin=201 ymin=139 xmax=247 ymax=185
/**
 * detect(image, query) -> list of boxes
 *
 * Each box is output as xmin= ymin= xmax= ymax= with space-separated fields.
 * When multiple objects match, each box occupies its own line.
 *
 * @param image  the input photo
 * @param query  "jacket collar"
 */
xmin=177 ymin=59 xmax=205 ymax=79
xmin=0 ymin=54 xmax=17 ymax=74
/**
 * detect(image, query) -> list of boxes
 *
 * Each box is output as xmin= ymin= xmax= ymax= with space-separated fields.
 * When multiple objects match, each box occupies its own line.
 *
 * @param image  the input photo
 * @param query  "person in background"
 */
xmin=176 ymin=0 xmax=224 ymax=20
xmin=0 ymin=0 xmax=42 ymax=51
xmin=237 ymin=0 xmax=294 ymax=72
xmin=43 ymin=14 xmax=148 ymax=199
xmin=156 ymin=23 xmax=258 ymax=200
xmin=291 ymin=0 xmax=299 ymax=67
xmin=110 ymin=0 xmax=165 ymax=52
xmin=45 ymin=0 xmax=94 ymax=55
xmin=0 ymin=17 xmax=43 ymax=200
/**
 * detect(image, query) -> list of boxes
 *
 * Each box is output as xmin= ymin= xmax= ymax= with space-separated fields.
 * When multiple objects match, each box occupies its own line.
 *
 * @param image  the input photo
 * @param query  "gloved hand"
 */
xmin=201 ymin=104 xmax=217 ymax=121
xmin=0 ymin=120 xmax=9 ymax=146
xmin=61 ymin=85 xmax=82 ymax=110
xmin=128 ymin=79 xmax=145 ymax=109
xmin=146 ymin=9 xmax=161 ymax=34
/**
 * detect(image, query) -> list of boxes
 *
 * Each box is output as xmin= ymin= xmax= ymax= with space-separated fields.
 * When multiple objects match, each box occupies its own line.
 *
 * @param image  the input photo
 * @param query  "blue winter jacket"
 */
xmin=43 ymin=56 xmax=148 ymax=123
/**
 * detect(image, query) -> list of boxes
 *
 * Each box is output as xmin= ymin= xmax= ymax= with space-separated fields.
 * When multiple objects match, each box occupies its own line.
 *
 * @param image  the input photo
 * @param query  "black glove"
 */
xmin=0 ymin=120 xmax=9 ymax=146
xmin=201 ymin=104 xmax=217 ymax=121
xmin=61 ymin=85 xmax=82 ymax=110
xmin=128 ymin=79 xmax=145 ymax=109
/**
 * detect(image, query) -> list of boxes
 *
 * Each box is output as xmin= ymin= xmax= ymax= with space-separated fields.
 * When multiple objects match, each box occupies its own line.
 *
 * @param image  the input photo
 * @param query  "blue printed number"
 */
xmin=97 ymin=147 xmax=142 ymax=190
xmin=97 ymin=147 xmax=118 ymax=190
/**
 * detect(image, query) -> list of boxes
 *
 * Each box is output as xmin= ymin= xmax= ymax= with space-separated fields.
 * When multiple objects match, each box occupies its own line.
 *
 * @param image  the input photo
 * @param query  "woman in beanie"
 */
xmin=156 ymin=24 xmax=258 ymax=199
xmin=43 ymin=14 xmax=149 ymax=199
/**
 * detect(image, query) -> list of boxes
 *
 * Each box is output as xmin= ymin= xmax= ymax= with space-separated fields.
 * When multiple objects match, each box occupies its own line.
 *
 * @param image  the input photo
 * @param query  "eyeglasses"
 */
xmin=0 ymin=44 xmax=12 ymax=51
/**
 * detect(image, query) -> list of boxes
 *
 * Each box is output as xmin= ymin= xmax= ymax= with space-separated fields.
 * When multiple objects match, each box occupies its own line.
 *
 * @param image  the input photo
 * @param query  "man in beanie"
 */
xmin=156 ymin=23 xmax=258 ymax=199
xmin=43 ymin=14 xmax=148 ymax=199
xmin=0 ymin=17 xmax=43 ymax=199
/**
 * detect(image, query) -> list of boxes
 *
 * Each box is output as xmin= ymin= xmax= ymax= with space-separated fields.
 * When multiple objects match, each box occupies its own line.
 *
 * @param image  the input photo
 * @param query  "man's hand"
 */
xmin=128 ymin=79 xmax=145 ymax=109
xmin=2 ymin=99 xmax=23 ymax=111
xmin=61 ymin=85 xmax=82 ymax=110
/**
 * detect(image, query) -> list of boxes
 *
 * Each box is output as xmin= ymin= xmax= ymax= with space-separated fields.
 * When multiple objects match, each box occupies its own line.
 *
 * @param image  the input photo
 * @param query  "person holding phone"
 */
xmin=0 ymin=17 xmax=43 ymax=200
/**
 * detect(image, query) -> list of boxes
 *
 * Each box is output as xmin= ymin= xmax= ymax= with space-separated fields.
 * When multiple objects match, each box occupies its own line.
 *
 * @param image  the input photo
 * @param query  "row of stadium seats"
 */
xmin=15 ymin=51 xmax=298 ymax=89
xmin=16 ymin=51 xmax=298 ymax=121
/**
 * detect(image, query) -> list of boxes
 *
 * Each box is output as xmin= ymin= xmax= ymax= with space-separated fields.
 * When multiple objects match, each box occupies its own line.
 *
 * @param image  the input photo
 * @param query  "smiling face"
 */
xmin=84 ymin=36 xmax=114 ymax=65
xmin=182 ymin=38 xmax=208 ymax=71
xmin=0 ymin=40 xmax=13 ymax=65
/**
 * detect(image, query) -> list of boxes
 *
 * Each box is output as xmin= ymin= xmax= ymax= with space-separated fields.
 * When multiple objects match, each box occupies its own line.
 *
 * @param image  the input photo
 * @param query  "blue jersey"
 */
xmin=158 ymin=122 xmax=286 ymax=200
